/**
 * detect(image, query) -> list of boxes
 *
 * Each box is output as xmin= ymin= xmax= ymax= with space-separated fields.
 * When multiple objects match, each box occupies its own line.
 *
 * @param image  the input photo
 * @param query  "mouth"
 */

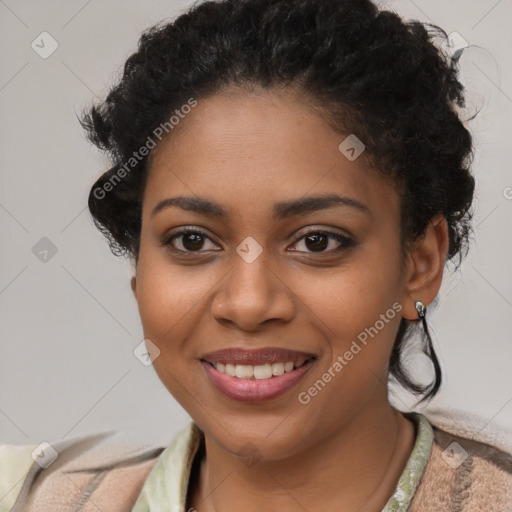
xmin=201 ymin=358 xmax=315 ymax=380
xmin=199 ymin=347 xmax=317 ymax=402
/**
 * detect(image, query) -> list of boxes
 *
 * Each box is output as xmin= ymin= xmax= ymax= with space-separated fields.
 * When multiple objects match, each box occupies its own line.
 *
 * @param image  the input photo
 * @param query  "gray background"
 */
xmin=1 ymin=0 xmax=511 ymax=447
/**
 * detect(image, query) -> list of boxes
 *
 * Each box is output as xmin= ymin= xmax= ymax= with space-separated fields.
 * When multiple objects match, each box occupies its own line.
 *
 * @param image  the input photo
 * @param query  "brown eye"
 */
xmin=304 ymin=233 xmax=329 ymax=252
xmin=179 ymin=232 xmax=206 ymax=251
xmin=163 ymin=229 xmax=220 ymax=253
xmin=289 ymin=230 xmax=355 ymax=254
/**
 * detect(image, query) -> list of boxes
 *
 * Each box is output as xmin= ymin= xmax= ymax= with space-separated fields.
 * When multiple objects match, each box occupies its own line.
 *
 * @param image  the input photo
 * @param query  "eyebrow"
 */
xmin=151 ymin=193 xmax=370 ymax=219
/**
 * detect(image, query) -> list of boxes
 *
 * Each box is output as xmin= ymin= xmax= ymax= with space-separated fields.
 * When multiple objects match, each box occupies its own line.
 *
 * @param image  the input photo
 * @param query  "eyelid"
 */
xmin=291 ymin=225 xmax=353 ymax=242
xmin=162 ymin=225 xmax=355 ymax=255
xmin=288 ymin=227 xmax=355 ymax=253
xmin=161 ymin=226 xmax=221 ymax=250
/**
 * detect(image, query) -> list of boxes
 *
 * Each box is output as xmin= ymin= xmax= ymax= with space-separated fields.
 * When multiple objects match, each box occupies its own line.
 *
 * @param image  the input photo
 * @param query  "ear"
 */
xmin=130 ymin=275 xmax=137 ymax=299
xmin=401 ymin=215 xmax=449 ymax=320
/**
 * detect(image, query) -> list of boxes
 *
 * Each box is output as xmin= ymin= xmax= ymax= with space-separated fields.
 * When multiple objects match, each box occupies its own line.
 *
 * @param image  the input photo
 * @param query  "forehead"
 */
xmin=144 ymin=88 xmax=398 ymax=223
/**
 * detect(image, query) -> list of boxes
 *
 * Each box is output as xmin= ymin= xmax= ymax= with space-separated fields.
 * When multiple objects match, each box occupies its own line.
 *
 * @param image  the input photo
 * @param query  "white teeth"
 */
xmin=213 ymin=360 xmax=309 ymax=379
xmin=284 ymin=362 xmax=294 ymax=372
xmin=272 ymin=362 xmax=284 ymax=376
xmin=235 ymin=365 xmax=254 ymax=379
xmin=254 ymin=364 xmax=273 ymax=380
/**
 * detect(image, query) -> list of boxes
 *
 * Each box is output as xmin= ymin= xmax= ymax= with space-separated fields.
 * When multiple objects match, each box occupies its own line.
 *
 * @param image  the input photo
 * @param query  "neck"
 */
xmin=188 ymin=402 xmax=416 ymax=512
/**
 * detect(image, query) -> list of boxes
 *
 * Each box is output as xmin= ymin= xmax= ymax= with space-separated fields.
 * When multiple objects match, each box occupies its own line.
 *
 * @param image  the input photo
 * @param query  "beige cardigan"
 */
xmin=2 ymin=417 xmax=511 ymax=512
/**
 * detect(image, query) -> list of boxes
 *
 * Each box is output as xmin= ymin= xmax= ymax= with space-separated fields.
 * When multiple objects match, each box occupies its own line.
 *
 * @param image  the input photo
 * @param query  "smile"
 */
xmin=199 ymin=346 xmax=317 ymax=402
xmin=206 ymin=359 xmax=311 ymax=379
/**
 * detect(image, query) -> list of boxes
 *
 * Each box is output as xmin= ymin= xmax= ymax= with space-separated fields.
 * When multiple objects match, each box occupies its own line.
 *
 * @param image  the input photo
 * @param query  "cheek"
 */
xmin=134 ymin=249 xmax=208 ymax=357
xmin=133 ymin=252 xmax=211 ymax=410
xmin=301 ymin=256 xmax=402 ymax=340
xmin=295 ymin=254 xmax=404 ymax=401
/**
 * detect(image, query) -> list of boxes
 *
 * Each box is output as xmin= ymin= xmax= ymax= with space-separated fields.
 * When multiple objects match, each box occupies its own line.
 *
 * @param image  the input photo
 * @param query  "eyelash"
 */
xmin=161 ymin=227 xmax=355 ymax=255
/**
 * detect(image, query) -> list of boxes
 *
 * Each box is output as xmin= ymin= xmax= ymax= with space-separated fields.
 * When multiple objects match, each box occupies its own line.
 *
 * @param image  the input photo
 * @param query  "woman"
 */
xmin=1 ymin=0 xmax=510 ymax=510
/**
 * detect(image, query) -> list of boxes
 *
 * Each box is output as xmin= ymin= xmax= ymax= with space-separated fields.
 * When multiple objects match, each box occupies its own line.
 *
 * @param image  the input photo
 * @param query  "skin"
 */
xmin=130 ymin=86 xmax=449 ymax=512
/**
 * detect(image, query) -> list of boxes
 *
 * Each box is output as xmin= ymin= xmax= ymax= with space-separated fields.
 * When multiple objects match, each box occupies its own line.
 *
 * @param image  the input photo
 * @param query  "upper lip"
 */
xmin=201 ymin=347 xmax=316 ymax=366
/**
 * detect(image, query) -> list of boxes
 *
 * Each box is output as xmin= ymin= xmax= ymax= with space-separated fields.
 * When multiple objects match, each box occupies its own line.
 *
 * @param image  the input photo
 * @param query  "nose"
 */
xmin=211 ymin=249 xmax=295 ymax=331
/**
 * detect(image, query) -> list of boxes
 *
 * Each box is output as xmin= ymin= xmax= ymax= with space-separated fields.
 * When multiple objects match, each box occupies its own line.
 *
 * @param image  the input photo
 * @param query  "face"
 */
xmin=132 ymin=87 xmax=411 ymax=461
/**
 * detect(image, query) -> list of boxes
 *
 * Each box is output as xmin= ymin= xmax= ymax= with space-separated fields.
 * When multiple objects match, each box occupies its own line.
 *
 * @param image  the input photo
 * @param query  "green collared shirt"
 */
xmin=131 ymin=412 xmax=434 ymax=512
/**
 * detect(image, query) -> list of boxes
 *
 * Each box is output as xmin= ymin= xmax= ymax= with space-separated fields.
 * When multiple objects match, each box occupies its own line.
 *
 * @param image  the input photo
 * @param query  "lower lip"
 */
xmin=201 ymin=359 xmax=315 ymax=402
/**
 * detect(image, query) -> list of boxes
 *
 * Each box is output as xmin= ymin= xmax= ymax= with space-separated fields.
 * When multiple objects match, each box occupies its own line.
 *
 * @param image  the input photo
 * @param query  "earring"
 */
xmin=413 ymin=299 xmax=442 ymax=403
xmin=415 ymin=300 xmax=426 ymax=319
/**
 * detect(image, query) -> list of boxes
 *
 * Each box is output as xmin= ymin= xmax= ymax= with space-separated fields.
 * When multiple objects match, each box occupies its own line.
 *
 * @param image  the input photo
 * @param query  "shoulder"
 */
xmin=130 ymin=421 xmax=204 ymax=511
xmin=409 ymin=416 xmax=512 ymax=512
xmin=0 ymin=429 xmax=169 ymax=512
xmin=0 ymin=443 xmax=39 ymax=512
